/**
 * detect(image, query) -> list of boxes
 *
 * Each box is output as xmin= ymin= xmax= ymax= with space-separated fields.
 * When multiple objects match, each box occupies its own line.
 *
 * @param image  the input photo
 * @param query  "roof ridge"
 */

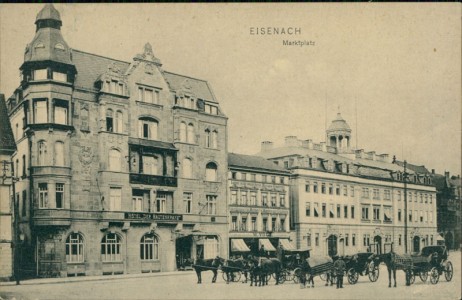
xmin=72 ymin=49 xmax=130 ymax=65
xmin=163 ymin=70 xmax=209 ymax=83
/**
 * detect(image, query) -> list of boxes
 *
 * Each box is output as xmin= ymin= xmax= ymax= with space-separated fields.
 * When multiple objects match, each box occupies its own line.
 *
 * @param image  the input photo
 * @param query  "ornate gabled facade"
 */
xmin=257 ymin=114 xmax=437 ymax=257
xmin=227 ymin=153 xmax=293 ymax=258
xmin=6 ymin=4 xmax=228 ymax=277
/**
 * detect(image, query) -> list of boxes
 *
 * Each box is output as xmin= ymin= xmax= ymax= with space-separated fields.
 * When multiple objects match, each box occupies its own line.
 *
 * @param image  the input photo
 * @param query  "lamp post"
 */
xmin=2 ymin=160 xmax=20 ymax=284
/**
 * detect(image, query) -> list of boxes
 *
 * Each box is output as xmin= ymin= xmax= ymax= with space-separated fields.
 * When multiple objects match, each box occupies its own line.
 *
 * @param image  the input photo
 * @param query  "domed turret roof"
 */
xmin=327 ymin=113 xmax=351 ymax=132
xmin=35 ymin=4 xmax=61 ymax=23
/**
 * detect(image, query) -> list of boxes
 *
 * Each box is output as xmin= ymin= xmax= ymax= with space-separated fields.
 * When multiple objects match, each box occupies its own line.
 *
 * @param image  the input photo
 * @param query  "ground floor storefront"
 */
xmin=295 ymin=223 xmax=438 ymax=257
xmin=17 ymin=220 xmax=228 ymax=278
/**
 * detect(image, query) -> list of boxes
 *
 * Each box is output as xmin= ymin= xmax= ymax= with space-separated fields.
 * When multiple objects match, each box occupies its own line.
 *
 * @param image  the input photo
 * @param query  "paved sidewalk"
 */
xmin=0 ymin=270 xmax=194 ymax=287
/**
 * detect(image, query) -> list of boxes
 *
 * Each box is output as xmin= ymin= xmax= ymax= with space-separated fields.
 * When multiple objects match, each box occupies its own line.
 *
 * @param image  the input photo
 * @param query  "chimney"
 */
xmin=301 ymin=139 xmax=313 ymax=149
xmin=368 ymin=151 xmax=376 ymax=161
xmin=431 ymin=169 xmax=435 ymax=175
xmin=261 ymin=141 xmax=273 ymax=152
xmin=284 ymin=136 xmax=299 ymax=147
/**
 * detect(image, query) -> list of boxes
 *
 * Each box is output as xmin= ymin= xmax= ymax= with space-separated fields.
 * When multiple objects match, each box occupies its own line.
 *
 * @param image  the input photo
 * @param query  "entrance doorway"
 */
xmin=413 ymin=236 xmax=420 ymax=253
xmin=373 ymin=235 xmax=382 ymax=255
xmin=176 ymin=236 xmax=192 ymax=270
xmin=327 ymin=235 xmax=337 ymax=257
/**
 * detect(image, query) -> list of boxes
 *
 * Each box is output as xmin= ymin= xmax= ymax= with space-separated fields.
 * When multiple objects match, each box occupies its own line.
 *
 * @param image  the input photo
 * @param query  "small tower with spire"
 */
xmin=326 ymin=112 xmax=352 ymax=152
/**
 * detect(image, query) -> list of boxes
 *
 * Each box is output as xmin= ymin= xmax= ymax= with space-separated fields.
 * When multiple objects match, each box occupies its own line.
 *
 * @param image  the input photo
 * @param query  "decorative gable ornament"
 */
xmin=134 ymin=42 xmax=162 ymax=67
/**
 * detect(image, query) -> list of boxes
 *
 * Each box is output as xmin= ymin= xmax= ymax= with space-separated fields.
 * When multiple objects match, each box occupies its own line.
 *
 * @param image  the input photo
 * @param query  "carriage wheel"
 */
xmin=409 ymin=271 xmax=415 ymax=284
xmin=419 ymin=271 xmax=428 ymax=282
xmin=221 ymin=272 xmax=228 ymax=282
xmin=444 ymin=262 xmax=453 ymax=282
xmin=293 ymin=268 xmax=302 ymax=284
xmin=347 ymin=268 xmax=359 ymax=285
xmin=320 ymin=273 xmax=327 ymax=281
xmin=277 ymin=272 xmax=286 ymax=284
xmin=285 ymin=270 xmax=295 ymax=282
xmin=368 ymin=265 xmax=379 ymax=282
xmin=430 ymin=267 xmax=439 ymax=284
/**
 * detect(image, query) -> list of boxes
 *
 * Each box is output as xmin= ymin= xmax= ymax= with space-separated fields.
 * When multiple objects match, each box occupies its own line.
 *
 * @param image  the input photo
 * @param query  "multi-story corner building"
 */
xmin=5 ymin=4 xmax=228 ymax=277
xmin=0 ymin=94 xmax=17 ymax=280
xmin=432 ymin=171 xmax=461 ymax=250
xmin=227 ymin=153 xmax=292 ymax=257
xmin=257 ymin=113 xmax=438 ymax=256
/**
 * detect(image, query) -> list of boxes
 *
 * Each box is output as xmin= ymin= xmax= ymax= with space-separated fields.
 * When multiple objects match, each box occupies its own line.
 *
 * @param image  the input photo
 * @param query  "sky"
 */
xmin=0 ymin=3 xmax=460 ymax=176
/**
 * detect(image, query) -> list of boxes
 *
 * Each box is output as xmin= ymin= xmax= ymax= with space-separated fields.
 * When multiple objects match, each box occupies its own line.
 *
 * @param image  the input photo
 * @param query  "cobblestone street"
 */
xmin=0 ymin=251 xmax=460 ymax=300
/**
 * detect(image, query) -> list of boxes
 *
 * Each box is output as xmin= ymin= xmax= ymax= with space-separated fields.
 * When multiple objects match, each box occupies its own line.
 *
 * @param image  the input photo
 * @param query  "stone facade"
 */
xmin=6 ymin=4 xmax=228 ymax=278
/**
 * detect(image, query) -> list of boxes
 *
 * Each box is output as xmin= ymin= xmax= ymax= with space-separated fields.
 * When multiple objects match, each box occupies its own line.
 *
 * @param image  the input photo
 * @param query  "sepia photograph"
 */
xmin=0 ymin=3 xmax=460 ymax=300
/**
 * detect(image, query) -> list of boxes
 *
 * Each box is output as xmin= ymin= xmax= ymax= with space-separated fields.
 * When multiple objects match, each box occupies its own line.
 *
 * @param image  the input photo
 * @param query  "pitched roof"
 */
xmin=71 ymin=50 xmax=217 ymax=102
xmin=228 ymin=153 xmax=290 ymax=174
xmin=394 ymin=160 xmax=430 ymax=174
xmin=431 ymin=174 xmax=448 ymax=190
xmin=0 ymin=94 xmax=17 ymax=154
xmin=36 ymin=4 xmax=61 ymax=23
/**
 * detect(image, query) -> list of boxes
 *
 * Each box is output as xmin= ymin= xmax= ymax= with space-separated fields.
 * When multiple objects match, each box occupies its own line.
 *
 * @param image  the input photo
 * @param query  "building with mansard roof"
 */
xmin=257 ymin=113 xmax=437 ymax=256
xmin=227 ymin=153 xmax=293 ymax=258
xmin=6 ymin=4 xmax=228 ymax=277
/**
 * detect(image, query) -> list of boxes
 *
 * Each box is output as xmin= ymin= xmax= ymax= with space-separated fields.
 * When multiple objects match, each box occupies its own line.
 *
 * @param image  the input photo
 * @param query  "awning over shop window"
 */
xmin=259 ymin=239 xmax=276 ymax=251
xmin=279 ymin=239 xmax=296 ymax=251
xmin=231 ymin=239 xmax=251 ymax=252
xmin=436 ymin=235 xmax=445 ymax=241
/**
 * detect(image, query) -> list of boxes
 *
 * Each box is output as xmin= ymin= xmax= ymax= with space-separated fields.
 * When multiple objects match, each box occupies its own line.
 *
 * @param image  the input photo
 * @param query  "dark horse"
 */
xmin=372 ymin=252 xmax=412 ymax=288
xmin=223 ymin=258 xmax=249 ymax=284
xmin=192 ymin=256 xmax=225 ymax=284
xmin=248 ymin=256 xmax=283 ymax=287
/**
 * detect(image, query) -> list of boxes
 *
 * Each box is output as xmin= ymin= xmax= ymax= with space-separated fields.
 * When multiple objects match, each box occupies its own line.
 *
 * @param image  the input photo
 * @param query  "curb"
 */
xmin=0 ymin=271 xmax=195 ymax=287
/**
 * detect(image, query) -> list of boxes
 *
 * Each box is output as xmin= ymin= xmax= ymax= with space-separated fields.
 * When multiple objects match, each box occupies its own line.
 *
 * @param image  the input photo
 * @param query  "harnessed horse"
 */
xmin=247 ymin=256 xmax=283 ymax=287
xmin=192 ymin=256 xmax=225 ymax=284
xmin=372 ymin=252 xmax=413 ymax=287
xmin=223 ymin=258 xmax=249 ymax=284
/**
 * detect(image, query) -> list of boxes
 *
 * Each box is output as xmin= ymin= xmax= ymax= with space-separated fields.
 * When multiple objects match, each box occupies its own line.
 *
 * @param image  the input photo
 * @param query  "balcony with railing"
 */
xmin=129 ymin=173 xmax=177 ymax=187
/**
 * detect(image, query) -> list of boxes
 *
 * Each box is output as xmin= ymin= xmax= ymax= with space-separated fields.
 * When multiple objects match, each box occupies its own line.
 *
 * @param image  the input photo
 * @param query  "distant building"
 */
xmin=6 ymin=4 xmax=228 ymax=277
xmin=257 ymin=113 xmax=438 ymax=256
xmin=432 ymin=171 xmax=461 ymax=250
xmin=227 ymin=153 xmax=292 ymax=257
xmin=0 ymin=94 xmax=17 ymax=280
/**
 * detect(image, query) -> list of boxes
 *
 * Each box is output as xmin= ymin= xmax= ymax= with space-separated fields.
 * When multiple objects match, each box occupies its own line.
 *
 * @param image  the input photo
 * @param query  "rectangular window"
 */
xmin=414 ymin=210 xmax=418 ymax=222
xmin=34 ymin=100 xmax=47 ymax=123
xmin=132 ymin=196 xmax=143 ymax=212
xmin=328 ymin=184 xmax=333 ymax=195
xmin=373 ymin=206 xmax=380 ymax=220
xmin=430 ymin=195 xmax=432 ymax=204
xmin=425 ymin=194 xmax=428 ymax=203
xmin=398 ymin=234 xmax=402 ymax=246
xmin=362 ymin=206 xmax=369 ymax=220
xmin=337 ymin=204 xmax=341 ymax=218
xmin=420 ymin=210 xmax=423 ymax=222
xmin=230 ymin=190 xmax=237 ymax=205
xmin=322 ymin=203 xmax=326 ymax=217
xmin=270 ymin=193 xmax=277 ymax=207
xmin=430 ymin=211 xmax=433 ymax=223
xmin=373 ymin=188 xmax=380 ymax=200
xmin=55 ymin=183 xmax=64 ymax=209
xmin=352 ymin=234 xmax=356 ymax=246
xmin=34 ymin=69 xmax=48 ymax=80
xmin=313 ymin=182 xmax=318 ymax=193
xmin=142 ymin=156 xmax=158 ymax=175
xmin=351 ymin=206 xmax=355 ymax=219
xmin=384 ymin=190 xmax=391 ymax=200
xmin=409 ymin=210 xmax=412 ymax=222
xmin=398 ymin=209 xmax=402 ymax=222
xmin=251 ymin=217 xmax=256 ymax=231
xmin=345 ymin=234 xmax=349 ymax=246
xmin=314 ymin=202 xmax=319 ymax=217
xmin=262 ymin=193 xmax=268 ymax=206
xmin=52 ymin=71 xmax=67 ymax=82
xmin=54 ymin=105 xmax=67 ymax=125
xmin=184 ymin=193 xmax=192 ymax=213
xmin=336 ymin=185 xmax=340 ymax=195
xmin=206 ymin=195 xmax=217 ymax=215
xmin=350 ymin=186 xmax=355 ymax=197
xmin=241 ymin=191 xmax=247 ymax=206
xmin=156 ymin=192 xmax=167 ymax=213
xmin=420 ymin=193 xmax=423 ymax=203
xmin=344 ymin=205 xmax=348 ymax=218
xmin=279 ymin=194 xmax=285 ymax=207
xmin=231 ymin=216 xmax=237 ymax=231
xmin=321 ymin=183 xmax=326 ymax=194
xmin=21 ymin=190 xmax=27 ymax=217
xmin=315 ymin=233 xmax=319 ymax=246
xmin=329 ymin=204 xmax=334 ymax=218
xmin=38 ymin=183 xmax=48 ymax=208
xmin=362 ymin=188 xmax=370 ymax=199
xmin=250 ymin=192 xmax=257 ymax=206
xmin=307 ymin=234 xmax=311 ymax=247
xmin=305 ymin=202 xmax=310 ymax=217
xmin=343 ymin=185 xmax=348 ymax=196
xmin=305 ymin=182 xmax=310 ymax=192
xmin=397 ymin=191 xmax=402 ymax=201
xmin=109 ymin=187 xmax=122 ymax=211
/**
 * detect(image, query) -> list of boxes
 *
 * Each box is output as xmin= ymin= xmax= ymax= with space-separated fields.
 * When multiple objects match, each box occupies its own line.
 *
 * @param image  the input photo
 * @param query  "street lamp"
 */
xmin=1 ymin=160 xmax=20 ymax=284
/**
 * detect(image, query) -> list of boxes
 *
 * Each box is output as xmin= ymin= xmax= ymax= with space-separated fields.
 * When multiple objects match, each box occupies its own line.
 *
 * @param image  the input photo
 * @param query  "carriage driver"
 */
xmin=333 ymin=257 xmax=346 ymax=289
xmin=258 ymin=245 xmax=266 ymax=266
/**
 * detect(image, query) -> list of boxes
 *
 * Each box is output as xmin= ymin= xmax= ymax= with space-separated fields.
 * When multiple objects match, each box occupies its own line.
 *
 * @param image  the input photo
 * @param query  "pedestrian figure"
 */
xmin=334 ymin=257 xmax=346 ymax=289
xmin=258 ymin=245 xmax=265 ymax=266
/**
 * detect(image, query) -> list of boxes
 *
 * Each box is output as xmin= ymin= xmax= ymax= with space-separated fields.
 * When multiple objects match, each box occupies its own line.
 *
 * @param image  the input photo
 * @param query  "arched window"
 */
xmin=139 ymin=117 xmax=158 ymax=140
xmin=109 ymin=149 xmax=121 ymax=171
xmin=66 ymin=233 xmax=84 ymax=263
xmin=54 ymin=141 xmax=64 ymax=166
xmin=38 ymin=141 xmax=47 ymax=166
xmin=182 ymin=158 xmax=192 ymax=178
xmin=115 ymin=110 xmax=123 ymax=133
xmin=187 ymin=123 xmax=195 ymax=143
xmin=106 ymin=108 xmax=114 ymax=132
xmin=179 ymin=122 xmax=187 ymax=142
xmin=140 ymin=234 xmax=159 ymax=261
xmin=101 ymin=233 xmax=122 ymax=262
xmin=211 ymin=130 xmax=218 ymax=149
xmin=205 ymin=162 xmax=218 ymax=182
xmin=205 ymin=129 xmax=211 ymax=148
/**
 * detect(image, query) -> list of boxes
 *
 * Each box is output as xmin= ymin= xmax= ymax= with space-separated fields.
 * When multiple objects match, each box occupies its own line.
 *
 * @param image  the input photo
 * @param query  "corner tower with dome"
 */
xmin=5 ymin=4 xmax=228 ymax=278
xmin=257 ymin=112 xmax=437 ymax=257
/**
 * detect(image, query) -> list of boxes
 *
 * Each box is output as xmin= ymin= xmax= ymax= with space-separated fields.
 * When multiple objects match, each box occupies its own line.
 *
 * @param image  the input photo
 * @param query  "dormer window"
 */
xmin=34 ymin=42 xmax=45 ymax=49
xmin=138 ymin=86 xmax=159 ymax=104
xmin=103 ymin=80 xmax=125 ymax=96
xmin=204 ymin=103 xmax=218 ymax=115
xmin=55 ymin=43 xmax=65 ymax=50
xmin=175 ymin=95 xmax=196 ymax=109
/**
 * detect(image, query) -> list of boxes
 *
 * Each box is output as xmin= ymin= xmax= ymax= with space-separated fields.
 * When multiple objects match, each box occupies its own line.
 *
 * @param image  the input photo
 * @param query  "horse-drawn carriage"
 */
xmin=294 ymin=256 xmax=335 ymax=287
xmin=344 ymin=252 xmax=380 ymax=284
xmin=280 ymin=248 xmax=311 ymax=283
xmin=409 ymin=245 xmax=453 ymax=285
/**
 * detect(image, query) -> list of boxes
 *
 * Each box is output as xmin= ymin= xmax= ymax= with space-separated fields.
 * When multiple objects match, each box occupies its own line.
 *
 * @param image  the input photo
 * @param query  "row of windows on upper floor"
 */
xmin=230 ymin=172 xmax=287 ymax=184
xmin=229 ymin=190 xmax=286 ymax=207
xmin=394 ymin=207 xmax=434 ymax=224
xmin=304 ymin=181 xmax=433 ymax=204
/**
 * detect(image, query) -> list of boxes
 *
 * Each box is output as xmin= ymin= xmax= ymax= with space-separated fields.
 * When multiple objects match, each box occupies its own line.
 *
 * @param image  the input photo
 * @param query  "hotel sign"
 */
xmin=124 ymin=212 xmax=183 ymax=221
